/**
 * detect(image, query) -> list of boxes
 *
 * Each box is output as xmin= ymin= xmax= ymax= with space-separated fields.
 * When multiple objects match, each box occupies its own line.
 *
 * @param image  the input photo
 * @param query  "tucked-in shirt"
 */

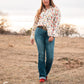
xmin=30 ymin=6 xmax=61 ymax=40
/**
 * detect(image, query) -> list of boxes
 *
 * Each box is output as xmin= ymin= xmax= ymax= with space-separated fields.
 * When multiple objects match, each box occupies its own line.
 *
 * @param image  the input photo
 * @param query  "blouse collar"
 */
xmin=42 ymin=6 xmax=52 ymax=11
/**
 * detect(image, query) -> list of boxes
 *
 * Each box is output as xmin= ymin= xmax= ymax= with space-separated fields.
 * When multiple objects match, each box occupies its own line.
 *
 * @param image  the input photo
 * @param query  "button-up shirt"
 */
xmin=30 ymin=6 xmax=61 ymax=40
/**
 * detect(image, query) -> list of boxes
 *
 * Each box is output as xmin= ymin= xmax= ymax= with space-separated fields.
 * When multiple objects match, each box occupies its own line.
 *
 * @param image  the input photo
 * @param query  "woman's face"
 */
xmin=42 ymin=0 xmax=50 ymax=7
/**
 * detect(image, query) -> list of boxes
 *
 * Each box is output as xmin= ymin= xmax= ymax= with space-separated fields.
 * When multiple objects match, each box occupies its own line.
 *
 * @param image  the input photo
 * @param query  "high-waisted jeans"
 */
xmin=35 ymin=27 xmax=55 ymax=80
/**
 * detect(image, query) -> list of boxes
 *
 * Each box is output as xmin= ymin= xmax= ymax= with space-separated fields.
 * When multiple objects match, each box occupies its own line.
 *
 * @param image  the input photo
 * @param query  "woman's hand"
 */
xmin=31 ymin=39 xmax=34 ymax=45
xmin=48 ymin=36 xmax=54 ymax=42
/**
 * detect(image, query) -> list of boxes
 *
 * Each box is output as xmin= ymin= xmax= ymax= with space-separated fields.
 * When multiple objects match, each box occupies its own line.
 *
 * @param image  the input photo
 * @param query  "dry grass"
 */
xmin=0 ymin=35 xmax=84 ymax=84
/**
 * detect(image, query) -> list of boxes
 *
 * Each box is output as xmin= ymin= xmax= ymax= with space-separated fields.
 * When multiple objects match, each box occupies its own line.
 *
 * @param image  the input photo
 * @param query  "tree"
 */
xmin=59 ymin=24 xmax=79 ymax=37
xmin=0 ymin=11 xmax=10 ymax=34
xmin=0 ymin=17 xmax=10 ymax=34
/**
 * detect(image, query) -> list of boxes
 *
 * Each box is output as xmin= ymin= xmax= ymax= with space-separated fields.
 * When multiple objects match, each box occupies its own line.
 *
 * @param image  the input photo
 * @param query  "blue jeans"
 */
xmin=35 ymin=27 xmax=55 ymax=80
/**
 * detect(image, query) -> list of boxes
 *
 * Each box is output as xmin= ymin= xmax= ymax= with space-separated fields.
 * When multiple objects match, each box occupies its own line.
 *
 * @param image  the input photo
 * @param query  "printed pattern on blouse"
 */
xmin=30 ymin=6 xmax=61 ymax=40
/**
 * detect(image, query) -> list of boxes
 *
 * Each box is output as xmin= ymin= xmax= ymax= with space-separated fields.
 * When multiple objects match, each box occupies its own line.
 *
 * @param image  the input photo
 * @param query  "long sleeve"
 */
xmin=30 ymin=14 xmax=38 ymax=40
xmin=47 ymin=7 xmax=61 ymax=37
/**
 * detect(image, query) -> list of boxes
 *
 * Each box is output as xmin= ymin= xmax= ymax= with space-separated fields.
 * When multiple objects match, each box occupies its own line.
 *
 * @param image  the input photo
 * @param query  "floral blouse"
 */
xmin=30 ymin=6 xmax=61 ymax=40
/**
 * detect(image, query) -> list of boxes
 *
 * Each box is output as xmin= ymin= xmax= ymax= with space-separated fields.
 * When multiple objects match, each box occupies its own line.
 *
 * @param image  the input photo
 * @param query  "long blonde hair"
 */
xmin=36 ymin=0 xmax=55 ymax=21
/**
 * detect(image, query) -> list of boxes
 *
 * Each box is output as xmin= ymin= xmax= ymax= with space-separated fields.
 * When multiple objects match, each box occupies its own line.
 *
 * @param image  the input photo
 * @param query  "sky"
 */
xmin=0 ymin=0 xmax=84 ymax=34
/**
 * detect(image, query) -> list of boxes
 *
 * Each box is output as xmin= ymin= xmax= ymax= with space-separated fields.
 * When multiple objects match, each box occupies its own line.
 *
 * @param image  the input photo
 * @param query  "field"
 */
xmin=0 ymin=35 xmax=84 ymax=84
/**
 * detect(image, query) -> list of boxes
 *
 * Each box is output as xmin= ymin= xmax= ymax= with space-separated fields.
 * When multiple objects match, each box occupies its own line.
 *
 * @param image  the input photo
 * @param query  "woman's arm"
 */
xmin=47 ymin=6 xmax=61 ymax=38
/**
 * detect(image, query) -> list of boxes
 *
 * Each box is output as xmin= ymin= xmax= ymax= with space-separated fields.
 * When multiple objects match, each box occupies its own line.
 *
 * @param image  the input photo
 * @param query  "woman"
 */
xmin=30 ymin=0 xmax=61 ymax=82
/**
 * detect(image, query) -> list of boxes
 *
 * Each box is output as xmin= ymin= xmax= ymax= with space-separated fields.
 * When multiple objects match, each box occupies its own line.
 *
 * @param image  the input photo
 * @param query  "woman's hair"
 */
xmin=36 ymin=0 xmax=55 ymax=21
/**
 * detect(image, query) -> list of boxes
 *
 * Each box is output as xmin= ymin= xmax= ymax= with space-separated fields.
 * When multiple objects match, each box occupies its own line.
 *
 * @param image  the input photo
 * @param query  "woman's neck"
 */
xmin=45 ymin=5 xmax=50 ymax=10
